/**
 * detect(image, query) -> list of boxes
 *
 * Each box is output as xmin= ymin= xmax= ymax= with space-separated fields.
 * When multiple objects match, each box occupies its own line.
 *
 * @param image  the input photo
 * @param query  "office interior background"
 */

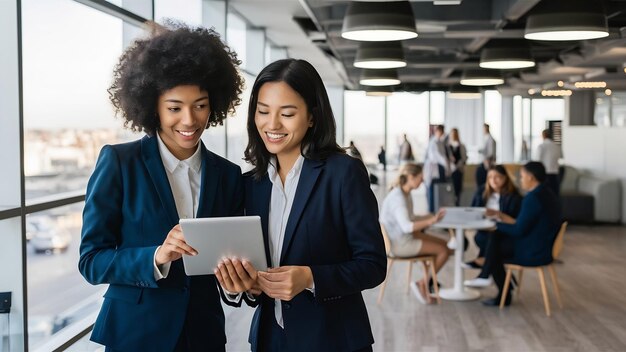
xmin=1 ymin=0 xmax=626 ymax=351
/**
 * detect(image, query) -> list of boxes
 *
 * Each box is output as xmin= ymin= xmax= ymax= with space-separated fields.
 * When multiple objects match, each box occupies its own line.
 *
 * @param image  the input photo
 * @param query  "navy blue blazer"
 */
xmin=244 ymin=154 xmax=387 ymax=352
xmin=79 ymin=135 xmax=244 ymax=351
xmin=471 ymin=186 xmax=523 ymax=218
xmin=497 ymin=185 xmax=561 ymax=266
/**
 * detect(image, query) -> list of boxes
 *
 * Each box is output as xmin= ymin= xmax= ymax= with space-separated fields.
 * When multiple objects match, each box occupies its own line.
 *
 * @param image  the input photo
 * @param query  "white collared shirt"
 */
xmin=267 ymin=154 xmax=305 ymax=328
xmin=537 ymin=138 xmax=562 ymax=174
xmin=486 ymin=192 xmax=501 ymax=211
xmin=481 ymin=134 xmax=496 ymax=161
xmin=153 ymin=132 xmax=202 ymax=280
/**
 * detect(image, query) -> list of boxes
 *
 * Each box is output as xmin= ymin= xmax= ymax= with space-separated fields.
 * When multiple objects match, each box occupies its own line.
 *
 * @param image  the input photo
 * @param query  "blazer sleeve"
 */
xmin=309 ymin=158 xmax=387 ymax=299
xmin=79 ymin=146 xmax=161 ymax=288
xmin=497 ymin=193 xmax=540 ymax=237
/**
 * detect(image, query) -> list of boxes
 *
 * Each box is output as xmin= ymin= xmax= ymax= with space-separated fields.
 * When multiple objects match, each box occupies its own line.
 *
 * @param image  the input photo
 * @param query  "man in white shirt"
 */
xmin=476 ymin=123 xmax=496 ymax=187
xmin=537 ymin=129 xmax=563 ymax=196
xmin=424 ymin=125 xmax=451 ymax=213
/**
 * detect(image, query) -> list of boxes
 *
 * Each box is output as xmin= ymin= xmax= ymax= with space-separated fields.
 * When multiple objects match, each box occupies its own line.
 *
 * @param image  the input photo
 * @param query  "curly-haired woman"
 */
xmin=78 ymin=22 xmax=244 ymax=351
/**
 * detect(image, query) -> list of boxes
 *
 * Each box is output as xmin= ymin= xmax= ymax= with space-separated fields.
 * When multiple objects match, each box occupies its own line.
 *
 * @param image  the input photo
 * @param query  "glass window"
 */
xmin=227 ymin=13 xmax=248 ymax=70
xmin=513 ymin=95 xmax=525 ymax=162
xmin=484 ymin=90 xmax=502 ymax=162
xmin=22 ymin=0 xmax=144 ymax=201
xmin=344 ymin=91 xmax=385 ymax=165
xmin=154 ymin=0 xmax=202 ymax=26
xmin=429 ymin=91 xmax=445 ymax=125
xmin=386 ymin=92 xmax=429 ymax=165
xmin=0 ymin=218 xmax=25 ymax=351
xmin=610 ymin=92 xmax=626 ymax=127
xmin=104 ymin=0 xmax=153 ymax=20
xmin=594 ymin=94 xmax=611 ymax=127
xmin=530 ymin=99 xmax=564 ymax=154
xmin=226 ymin=72 xmax=253 ymax=169
xmin=25 ymin=203 xmax=105 ymax=349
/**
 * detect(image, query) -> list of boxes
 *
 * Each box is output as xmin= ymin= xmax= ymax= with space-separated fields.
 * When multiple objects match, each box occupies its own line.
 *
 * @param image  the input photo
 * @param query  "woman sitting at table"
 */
xmin=481 ymin=161 xmax=561 ymax=306
xmin=380 ymin=163 xmax=448 ymax=304
xmin=463 ymin=165 xmax=522 ymax=288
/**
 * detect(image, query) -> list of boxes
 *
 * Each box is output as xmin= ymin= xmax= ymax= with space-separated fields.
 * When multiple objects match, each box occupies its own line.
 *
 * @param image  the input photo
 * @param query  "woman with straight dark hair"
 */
xmin=214 ymin=59 xmax=386 ymax=351
xmin=463 ymin=165 xmax=522 ymax=288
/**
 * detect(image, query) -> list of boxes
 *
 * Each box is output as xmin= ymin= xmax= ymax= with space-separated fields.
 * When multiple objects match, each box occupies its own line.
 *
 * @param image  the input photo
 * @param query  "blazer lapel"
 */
xmin=141 ymin=135 xmax=178 ymax=226
xmin=196 ymin=143 xmax=219 ymax=218
xmin=279 ymin=158 xmax=323 ymax=264
xmin=256 ymin=175 xmax=273 ymax=266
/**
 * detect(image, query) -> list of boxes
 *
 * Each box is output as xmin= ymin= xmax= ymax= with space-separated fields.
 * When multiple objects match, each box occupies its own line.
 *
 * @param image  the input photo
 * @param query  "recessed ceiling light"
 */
xmin=449 ymin=85 xmax=481 ymax=99
xmin=460 ymin=70 xmax=504 ymax=86
xmin=525 ymin=13 xmax=609 ymax=41
xmin=574 ymin=81 xmax=607 ymax=88
xmin=541 ymin=89 xmax=572 ymax=97
xmin=342 ymin=1 xmax=418 ymax=41
xmin=479 ymin=48 xmax=535 ymax=69
xmin=354 ymin=41 xmax=407 ymax=69
xmin=360 ymin=69 xmax=401 ymax=86
xmin=557 ymin=81 xmax=564 ymax=87
xmin=605 ymin=89 xmax=612 ymax=96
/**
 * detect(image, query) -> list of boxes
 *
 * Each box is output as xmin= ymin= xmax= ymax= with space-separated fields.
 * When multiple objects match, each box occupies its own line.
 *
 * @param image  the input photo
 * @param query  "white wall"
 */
xmin=562 ymin=126 xmax=626 ymax=224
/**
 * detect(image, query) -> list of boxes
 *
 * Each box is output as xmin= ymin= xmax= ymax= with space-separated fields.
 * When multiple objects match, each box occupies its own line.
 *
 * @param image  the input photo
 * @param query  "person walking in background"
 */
xmin=214 ymin=59 xmax=386 ymax=351
xmin=476 ymin=123 xmax=496 ymax=188
xmin=78 ymin=23 xmax=245 ymax=351
xmin=537 ymin=129 xmax=563 ymax=196
xmin=347 ymin=140 xmax=363 ymax=160
xmin=447 ymin=128 xmax=467 ymax=206
xmin=424 ymin=125 xmax=450 ymax=213
xmin=398 ymin=133 xmax=414 ymax=164
xmin=380 ymin=163 xmax=448 ymax=304
xmin=378 ymin=145 xmax=387 ymax=170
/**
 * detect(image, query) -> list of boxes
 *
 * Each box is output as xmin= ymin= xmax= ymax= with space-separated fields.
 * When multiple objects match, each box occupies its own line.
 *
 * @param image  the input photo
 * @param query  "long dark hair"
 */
xmin=483 ymin=165 xmax=520 ymax=200
xmin=244 ymin=59 xmax=344 ymax=179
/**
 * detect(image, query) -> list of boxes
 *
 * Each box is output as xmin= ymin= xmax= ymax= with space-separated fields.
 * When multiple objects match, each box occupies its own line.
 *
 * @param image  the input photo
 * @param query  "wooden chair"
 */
xmin=499 ymin=222 xmax=568 ymax=316
xmin=378 ymin=224 xmax=441 ymax=304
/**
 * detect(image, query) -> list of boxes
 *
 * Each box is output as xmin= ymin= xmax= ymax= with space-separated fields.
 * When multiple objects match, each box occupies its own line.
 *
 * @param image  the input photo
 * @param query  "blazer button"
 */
xmin=283 ymin=303 xmax=291 ymax=309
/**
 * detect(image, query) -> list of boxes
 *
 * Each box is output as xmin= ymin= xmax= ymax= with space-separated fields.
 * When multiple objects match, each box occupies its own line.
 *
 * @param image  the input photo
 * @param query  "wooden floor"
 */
xmin=224 ymin=225 xmax=626 ymax=351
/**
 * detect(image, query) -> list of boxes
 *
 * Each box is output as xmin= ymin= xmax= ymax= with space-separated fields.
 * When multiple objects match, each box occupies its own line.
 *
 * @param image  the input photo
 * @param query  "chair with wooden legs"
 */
xmin=377 ymin=224 xmax=441 ymax=304
xmin=499 ymin=221 xmax=568 ymax=316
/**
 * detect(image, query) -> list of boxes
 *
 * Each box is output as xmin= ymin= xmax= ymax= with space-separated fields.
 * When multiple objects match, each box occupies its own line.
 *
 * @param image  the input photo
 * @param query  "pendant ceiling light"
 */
xmin=448 ymin=85 xmax=482 ymax=99
xmin=524 ymin=13 xmax=609 ymax=41
xmin=479 ymin=48 xmax=535 ymax=69
xmin=360 ymin=69 xmax=401 ymax=86
xmin=342 ymin=1 xmax=417 ymax=42
xmin=354 ymin=41 xmax=406 ymax=69
xmin=366 ymin=86 xmax=393 ymax=96
xmin=460 ymin=70 xmax=504 ymax=86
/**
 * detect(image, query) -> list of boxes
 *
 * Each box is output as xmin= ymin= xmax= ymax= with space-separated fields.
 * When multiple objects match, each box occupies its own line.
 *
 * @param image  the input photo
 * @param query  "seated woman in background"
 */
xmin=464 ymin=165 xmax=522 ymax=288
xmin=481 ymin=162 xmax=561 ymax=306
xmin=380 ymin=163 xmax=448 ymax=304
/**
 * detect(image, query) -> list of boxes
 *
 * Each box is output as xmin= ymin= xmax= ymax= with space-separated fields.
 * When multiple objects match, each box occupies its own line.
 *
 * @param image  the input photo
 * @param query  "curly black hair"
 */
xmin=109 ymin=21 xmax=243 ymax=135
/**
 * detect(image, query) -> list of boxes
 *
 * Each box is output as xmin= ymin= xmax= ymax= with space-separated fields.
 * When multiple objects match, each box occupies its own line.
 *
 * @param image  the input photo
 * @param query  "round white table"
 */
xmin=432 ymin=219 xmax=495 ymax=301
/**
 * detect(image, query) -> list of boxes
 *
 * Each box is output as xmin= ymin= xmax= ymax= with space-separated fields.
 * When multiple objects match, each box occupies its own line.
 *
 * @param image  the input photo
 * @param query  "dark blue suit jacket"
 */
xmin=79 ymin=135 xmax=244 ymax=351
xmin=244 ymin=154 xmax=386 ymax=352
xmin=497 ymin=185 xmax=561 ymax=266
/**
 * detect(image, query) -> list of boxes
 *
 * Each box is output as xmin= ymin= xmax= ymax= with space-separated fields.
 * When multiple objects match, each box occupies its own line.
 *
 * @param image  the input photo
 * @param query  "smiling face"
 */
xmin=157 ymin=85 xmax=210 ymax=160
xmin=255 ymin=81 xmax=312 ymax=163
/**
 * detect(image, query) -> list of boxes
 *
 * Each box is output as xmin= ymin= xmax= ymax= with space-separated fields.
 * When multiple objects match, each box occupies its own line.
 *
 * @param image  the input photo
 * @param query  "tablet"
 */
xmin=180 ymin=216 xmax=268 ymax=276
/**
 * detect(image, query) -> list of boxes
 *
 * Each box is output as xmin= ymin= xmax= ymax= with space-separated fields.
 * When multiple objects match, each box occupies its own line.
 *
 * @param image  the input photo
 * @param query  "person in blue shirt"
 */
xmin=78 ymin=23 xmax=245 ymax=351
xmin=214 ymin=59 xmax=387 ymax=351
xmin=481 ymin=162 xmax=561 ymax=306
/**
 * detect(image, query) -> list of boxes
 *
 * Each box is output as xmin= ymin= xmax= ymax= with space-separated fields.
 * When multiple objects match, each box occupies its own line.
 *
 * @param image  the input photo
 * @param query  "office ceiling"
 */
xmin=290 ymin=0 xmax=626 ymax=95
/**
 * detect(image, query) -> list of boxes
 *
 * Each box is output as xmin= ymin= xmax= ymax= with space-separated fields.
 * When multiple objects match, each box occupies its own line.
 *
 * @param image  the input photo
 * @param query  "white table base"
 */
xmin=440 ymin=226 xmax=481 ymax=301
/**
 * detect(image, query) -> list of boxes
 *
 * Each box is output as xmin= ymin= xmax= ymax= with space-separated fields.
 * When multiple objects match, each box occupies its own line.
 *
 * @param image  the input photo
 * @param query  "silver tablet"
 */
xmin=180 ymin=216 xmax=268 ymax=276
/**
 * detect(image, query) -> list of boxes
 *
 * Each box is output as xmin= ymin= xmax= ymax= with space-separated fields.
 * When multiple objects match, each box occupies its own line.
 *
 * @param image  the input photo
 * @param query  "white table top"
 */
xmin=432 ymin=219 xmax=496 ymax=230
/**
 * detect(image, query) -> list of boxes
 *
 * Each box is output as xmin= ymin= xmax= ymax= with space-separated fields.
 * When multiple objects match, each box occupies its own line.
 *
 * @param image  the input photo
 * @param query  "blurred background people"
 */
xmin=380 ymin=163 xmax=448 ymax=304
xmin=424 ymin=125 xmax=450 ymax=213
xmin=476 ymin=123 xmax=496 ymax=188
xmin=398 ymin=133 xmax=414 ymax=164
xmin=537 ymin=129 xmax=563 ymax=196
xmin=447 ymin=128 xmax=467 ymax=206
xmin=464 ymin=165 xmax=522 ymax=288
